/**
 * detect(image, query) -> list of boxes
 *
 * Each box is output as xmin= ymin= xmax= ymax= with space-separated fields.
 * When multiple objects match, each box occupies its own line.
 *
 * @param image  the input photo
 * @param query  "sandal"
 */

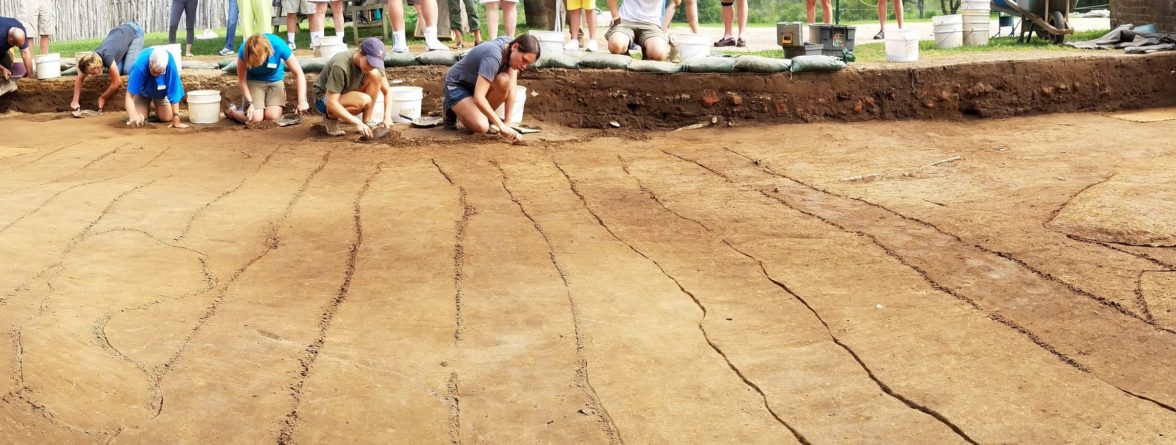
xmin=713 ymin=37 xmax=736 ymax=47
xmin=736 ymin=37 xmax=746 ymax=47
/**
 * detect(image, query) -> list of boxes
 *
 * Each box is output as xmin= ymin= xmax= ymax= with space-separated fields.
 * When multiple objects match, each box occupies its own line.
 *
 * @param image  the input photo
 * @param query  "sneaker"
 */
xmin=874 ymin=30 xmax=885 ymax=40
xmin=425 ymin=37 xmax=449 ymax=51
xmin=218 ymin=47 xmax=235 ymax=56
xmin=288 ymin=41 xmax=297 ymax=51
xmin=713 ymin=36 xmax=736 ymax=47
xmin=585 ymin=39 xmax=599 ymax=52
xmin=392 ymin=43 xmax=409 ymax=53
xmin=563 ymin=40 xmax=579 ymax=51
xmin=322 ymin=118 xmax=345 ymax=136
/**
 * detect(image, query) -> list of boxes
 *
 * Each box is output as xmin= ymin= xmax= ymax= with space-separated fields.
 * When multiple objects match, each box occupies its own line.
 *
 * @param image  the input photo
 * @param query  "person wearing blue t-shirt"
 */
xmin=227 ymin=33 xmax=308 ymax=124
xmin=442 ymin=34 xmax=538 ymax=142
xmin=125 ymin=47 xmax=188 ymax=128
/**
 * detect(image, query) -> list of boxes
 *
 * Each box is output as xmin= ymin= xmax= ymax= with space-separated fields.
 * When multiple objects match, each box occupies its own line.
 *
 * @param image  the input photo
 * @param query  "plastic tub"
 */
xmin=531 ymin=31 xmax=565 ymax=56
xmin=187 ymin=90 xmax=222 ymax=124
xmin=885 ymin=28 xmax=920 ymax=63
xmin=495 ymin=85 xmax=527 ymax=125
xmin=388 ymin=86 xmax=423 ymax=123
xmin=34 ymin=53 xmax=61 ymax=79
xmin=152 ymin=44 xmax=183 ymax=72
xmin=673 ymin=33 xmax=711 ymax=61
xmin=933 ymin=15 xmax=964 ymax=49
xmin=316 ymin=36 xmax=348 ymax=60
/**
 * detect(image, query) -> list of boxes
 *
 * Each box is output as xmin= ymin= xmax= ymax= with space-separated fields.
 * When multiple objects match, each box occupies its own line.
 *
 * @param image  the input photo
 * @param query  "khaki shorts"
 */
xmin=18 ymin=1 xmax=55 ymax=36
xmin=133 ymin=95 xmax=171 ymax=110
xmin=248 ymin=80 xmax=287 ymax=110
xmin=605 ymin=19 xmax=667 ymax=48
xmin=282 ymin=0 xmax=316 ymax=15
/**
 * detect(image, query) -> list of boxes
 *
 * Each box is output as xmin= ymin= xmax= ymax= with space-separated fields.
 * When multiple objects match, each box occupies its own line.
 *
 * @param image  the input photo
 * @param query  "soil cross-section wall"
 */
xmin=4 ymin=52 xmax=1176 ymax=128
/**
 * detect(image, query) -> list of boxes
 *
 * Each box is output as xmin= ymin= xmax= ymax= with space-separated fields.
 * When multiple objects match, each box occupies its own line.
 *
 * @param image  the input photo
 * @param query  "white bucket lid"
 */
xmin=35 ymin=53 xmax=60 ymax=62
xmin=389 ymin=85 xmax=424 ymax=100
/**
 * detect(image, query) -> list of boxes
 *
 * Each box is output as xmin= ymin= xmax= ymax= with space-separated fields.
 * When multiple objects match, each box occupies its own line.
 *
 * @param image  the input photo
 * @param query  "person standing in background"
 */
xmin=310 ymin=0 xmax=344 ymax=45
xmin=16 ymin=0 xmax=52 ymax=55
xmin=448 ymin=0 xmax=481 ymax=49
xmin=807 ymin=0 xmax=832 ymax=25
xmin=240 ymin=0 xmax=273 ymax=39
xmin=283 ymin=0 xmax=315 ymax=49
xmin=387 ymin=0 xmax=448 ymax=53
xmin=712 ymin=0 xmax=746 ymax=47
xmin=221 ymin=0 xmax=239 ymax=56
xmin=663 ymin=0 xmax=699 ymax=34
xmin=480 ymin=0 xmax=517 ymax=41
xmin=168 ymin=0 xmax=199 ymax=57
xmin=875 ymin=0 xmax=904 ymax=39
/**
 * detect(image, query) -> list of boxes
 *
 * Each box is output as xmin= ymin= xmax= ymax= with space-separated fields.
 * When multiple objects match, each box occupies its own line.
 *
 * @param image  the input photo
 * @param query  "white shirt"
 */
xmin=618 ymin=0 xmax=666 ymax=26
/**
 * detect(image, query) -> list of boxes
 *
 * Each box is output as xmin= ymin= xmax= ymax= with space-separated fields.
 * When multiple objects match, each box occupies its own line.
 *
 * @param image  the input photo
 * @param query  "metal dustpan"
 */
xmin=407 ymin=115 xmax=443 ymax=128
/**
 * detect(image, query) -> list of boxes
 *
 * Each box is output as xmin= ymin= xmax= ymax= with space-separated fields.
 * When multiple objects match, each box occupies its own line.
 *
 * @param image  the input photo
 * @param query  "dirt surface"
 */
xmin=1 ymin=108 xmax=1175 ymax=443
xmin=5 ymin=51 xmax=1176 ymax=130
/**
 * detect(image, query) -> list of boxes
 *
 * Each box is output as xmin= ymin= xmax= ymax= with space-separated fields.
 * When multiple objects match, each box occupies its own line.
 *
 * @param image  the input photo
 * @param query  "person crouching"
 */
xmin=227 ymin=33 xmax=309 ymax=124
xmin=125 ymin=47 xmax=187 ymax=128
xmin=312 ymin=37 xmax=394 ymax=138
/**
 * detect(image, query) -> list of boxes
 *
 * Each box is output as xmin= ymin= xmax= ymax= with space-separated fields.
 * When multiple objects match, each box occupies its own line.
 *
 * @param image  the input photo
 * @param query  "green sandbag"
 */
xmin=577 ymin=53 xmax=633 ymax=69
xmin=221 ymin=62 xmax=237 ymax=74
xmin=184 ymin=61 xmax=220 ymax=70
xmin=534 ymin=53 xmax=580 ymax=69
xmin=217 ymin=58 xmax=235 ymax=68
xmin=384 ymin=52 xmax=419 ymax=67
xmin=789 ymin=55 xmax=847 ymax=73
xmin=683 ymin=56 xmax=737 ymax=73
xmin=298 ymin=57 xmax=326 ymax=73
xmin=627 ymin=60 xmax=683 ymax=74
xmin=416 ymin=50 xmax=458 ymax=66
xmin=733 ymin=55 xmax=791 ymax=73
xmin=61 ymin=67 xmax=77 ymax=76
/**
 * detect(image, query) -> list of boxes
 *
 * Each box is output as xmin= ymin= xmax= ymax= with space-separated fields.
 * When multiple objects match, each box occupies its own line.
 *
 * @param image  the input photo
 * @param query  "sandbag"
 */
xmin=534 ymin=53 xmax=581 ymax=69
xmin=683 ymin=56 xmax=737 ymax=73
xmin=627 ymin=60 xmax=683 ymax=74
xmin=384 ymin=52 xmax=419 ymax=67
xmin=578 ymin=53 xmax=633 ymax=69
xmin=298 ymin=57 xmax=326 ymax=73
xmin=733 ymin=55 xmax=791 ymax=73
xmin=61 ymin=67 xmax=77 ymax=76
xmin=416 ymin=50 xmax=458 ymax=66
xmin=217 ymin=58 xmax=235 ymax=68
xmin=184 ymin=61 xmax=220 ymax=70
xmin=789 ymin=55 xmax=847 ymax=73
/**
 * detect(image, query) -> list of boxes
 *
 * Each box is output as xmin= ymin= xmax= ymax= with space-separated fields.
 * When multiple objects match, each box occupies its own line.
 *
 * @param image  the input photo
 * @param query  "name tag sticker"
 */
xmin=267 ymin=63 xmax=278 ymax=69
xmin=157 ymin=84 xmax=166 ymax=90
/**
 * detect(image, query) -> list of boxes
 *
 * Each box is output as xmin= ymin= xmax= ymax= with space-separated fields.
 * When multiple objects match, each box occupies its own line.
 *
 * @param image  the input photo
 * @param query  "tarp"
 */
xmin=1067 ymin=24 xmax=1176 ymax=53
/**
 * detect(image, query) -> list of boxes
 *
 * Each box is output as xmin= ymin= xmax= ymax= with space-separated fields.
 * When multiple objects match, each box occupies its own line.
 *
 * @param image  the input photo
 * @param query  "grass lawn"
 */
xmin=723 ymin=28 xmax=1109 ymax=62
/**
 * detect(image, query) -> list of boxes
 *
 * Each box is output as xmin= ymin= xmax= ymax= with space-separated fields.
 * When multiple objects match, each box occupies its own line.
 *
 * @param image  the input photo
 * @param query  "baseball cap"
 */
xmin=359 ymin=38 xmax=386 ymax=70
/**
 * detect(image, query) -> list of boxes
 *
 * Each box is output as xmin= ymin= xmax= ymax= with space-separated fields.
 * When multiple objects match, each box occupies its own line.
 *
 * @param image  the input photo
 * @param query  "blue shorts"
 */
xmin=315 ymin=97 xmax=327 ymax=114
xmin=443 ymin=82 xmax=475 ymax=111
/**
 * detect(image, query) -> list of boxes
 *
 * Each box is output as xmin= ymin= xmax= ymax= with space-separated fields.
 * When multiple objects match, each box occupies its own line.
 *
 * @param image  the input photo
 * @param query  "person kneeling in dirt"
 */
xmin=441 ymin=34 xmax=538 ymax=142
xmin=605 ymin=0 xmax=670 ymax=61
xmin=0 ymin=17 xmax=34 ymax=97
xmin=71 ymin=22 xmax=146 ymax=113
xmin=227 ymin=33 xmax=309 ymax=124
xmin=313 ymin=37 xmax=394 ymax=138
xmin=124 ymin=48 xmax=188 ymax=128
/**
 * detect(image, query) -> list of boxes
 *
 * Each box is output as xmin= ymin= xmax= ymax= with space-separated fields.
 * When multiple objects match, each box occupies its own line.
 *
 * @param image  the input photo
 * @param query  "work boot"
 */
xmin=322 ymin=118 xmax=346 ymax=136
xmin=442 ymin=107 xmax=457 ymax=130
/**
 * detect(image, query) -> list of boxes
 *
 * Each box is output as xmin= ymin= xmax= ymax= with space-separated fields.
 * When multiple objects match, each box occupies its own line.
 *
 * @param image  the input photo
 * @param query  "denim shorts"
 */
xmin=315 ymin=97 xmax=328 ymax=114
xmin=443 ymin=82 xmax=475 ymax=111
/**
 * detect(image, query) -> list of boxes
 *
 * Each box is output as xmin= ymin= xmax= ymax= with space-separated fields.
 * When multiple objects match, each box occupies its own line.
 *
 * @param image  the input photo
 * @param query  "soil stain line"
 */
xmin=2 ymin=141 xmax=81 ymax=173
xmin=176 ymin=144 xmax=283 ymax=241
xmin=622 ymin=153 xmax=977 ymax=443
xmin=447 ymin=372 xmax=461 ymax=445
xmin=494 ymin=160 xmax=624 ymax=444
xmin=551 ymin=155 xmax=810 ymax=445
xmin=152 ymin=150 xmax=332 ymax=419
xmin=277 ymin=162 xmax=382 ymax=445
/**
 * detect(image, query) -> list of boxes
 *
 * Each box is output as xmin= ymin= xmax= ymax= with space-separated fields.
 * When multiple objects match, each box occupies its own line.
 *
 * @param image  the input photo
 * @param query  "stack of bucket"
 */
xmin=960 ymin=0 xmax=991 ymax=46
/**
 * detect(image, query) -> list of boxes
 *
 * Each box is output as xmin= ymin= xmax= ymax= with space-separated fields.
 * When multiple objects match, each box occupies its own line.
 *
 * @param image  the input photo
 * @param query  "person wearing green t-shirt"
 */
xmin=312 ymin=37 xmax=394 ymax=138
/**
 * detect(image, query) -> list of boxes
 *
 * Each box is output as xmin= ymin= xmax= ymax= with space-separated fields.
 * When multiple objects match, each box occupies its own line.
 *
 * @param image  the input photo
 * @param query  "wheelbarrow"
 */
xmin=991 ymin=0 xmax=1077 ymax=44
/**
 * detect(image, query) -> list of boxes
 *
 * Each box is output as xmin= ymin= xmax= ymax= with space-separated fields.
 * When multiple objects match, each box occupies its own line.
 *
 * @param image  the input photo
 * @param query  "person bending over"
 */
xmin=72 ymin=22 xmax=145 ymax=112
xmin=441 ymin=34 xmax=538 ymax=142
xmin=228 ymin=33 xmax=309 ymax=124
xmin=313 ymin=37 xmax=394 ymax=137
xmin=125 ymin=48 xmax=188 ymax=128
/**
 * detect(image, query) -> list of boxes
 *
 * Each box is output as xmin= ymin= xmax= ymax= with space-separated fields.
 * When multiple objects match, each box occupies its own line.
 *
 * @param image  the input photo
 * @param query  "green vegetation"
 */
xmin=723 ymin=28 xmax=1108 ymax=62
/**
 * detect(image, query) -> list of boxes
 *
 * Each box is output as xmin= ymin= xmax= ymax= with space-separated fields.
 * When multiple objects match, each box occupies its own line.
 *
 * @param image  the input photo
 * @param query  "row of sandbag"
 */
xmin=218 ymin=50 xmax=845 ymax=75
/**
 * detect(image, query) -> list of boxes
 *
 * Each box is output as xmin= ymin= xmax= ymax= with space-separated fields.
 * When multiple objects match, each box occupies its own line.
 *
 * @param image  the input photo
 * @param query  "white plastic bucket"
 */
xmin=495 ymin=85 xmax=527 ymax=125
xmin=885 ymin=28 xmax=920 ymax=63
xmin=531 ymin=31 xmax=565 ymax=56
xmin=317 ymin=36 xmax=348 ymax=61
xmin=388 ymin=86 xmax=423 ymax=123
xmin=371 ymin=92 xmax=385 ymax=122
xmin=933 ymin=15 xmax=964 ymax=49
xmin=152 ymin=44 xmax=183 ymax=72
xmin=960 ymin=0 xmax=990 ymax=11
xmin=961 ymin=10 xmax=991 ymax=46
xmin=673 ymin=33 xmax=711 ymax=61
xmin=34 ymin=53 xmax=60 ymax=79
xmin=187 ymin=90 xmax=222 ymax=124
